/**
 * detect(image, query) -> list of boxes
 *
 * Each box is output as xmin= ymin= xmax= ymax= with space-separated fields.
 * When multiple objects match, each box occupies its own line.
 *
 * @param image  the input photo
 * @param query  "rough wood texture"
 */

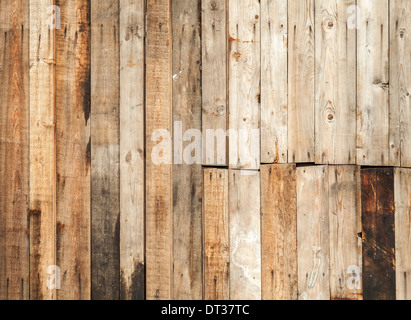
xmin=203 ymin=169 xmax=229 ymax=300
xmin=361 ymin=168 xmax=396 ymax=300
xmin=329 ymin=166 xmax=362 ymax=300
xmin=297 ymin=166 xmax=330 ymax=300
xmin=288 ymin=0 xmax=315 ymax=163
xmin=229 ymin=170 xmax=261 ymax=300
xmin=91 ymin=0 xmax=120 ymax=300
xmin=315 ymin=0 xmax=356 ymax=165
xmin=56 ymin=0 xmax=91 ymax=300
xmin=228 ymin=0 xmax=260 ymax=170
xmin=0 ymin=0 xmax=30 ymax=300
xmin=261 ymin=164 xmax=297 ymax=300
xmin=172 ymin=0 xmax=203 ymax=300
xmin=202 ymin=0 xmax=227 ymax=166
xmin=261 ymin=0 xmax=288 ymax=164
xmin=146 ymin=0 xmax=173 ymax=300
xmin=29 ymin=0 xmax=57 ymax=300
xmin=119 ymin=0 xmax=145 ymax=301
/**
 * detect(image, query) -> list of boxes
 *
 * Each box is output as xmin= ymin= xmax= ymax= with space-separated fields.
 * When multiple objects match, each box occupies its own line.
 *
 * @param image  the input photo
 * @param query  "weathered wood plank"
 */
xmin=315 ymin=0 xmax=356 ymax=165
xmin=261 ymin=164 xmax=297 ymax=300
xmin=329 ymin=166 xmax=362 ymax=300
xmin=288 ymin=0 xmax=315 ymax=163
xmin=261 ymin=0 xmax=288 ymax=164
xmin=0 ymin=0 xmax=30 ymax=300
xmin=119 ymin=0 xmax=145 ymax=301
xmin=361 ymin=168 xmax=396 ymax=300
xmin=55 ymin=0 xmax=91 ymax=300
xmin=202 ymin=0 xmax=227 ymax=166
xmin=228 ymin=0 xmax=260 ymax=170
xmin=297 ymin=166 xmax=330 ymax=300
xmin=146 ymin=0 xmax=173 ymax=300
xmin=203 ymin=169 xmax=229 ymax=300
xmin=91 ymin=0 xmax=120 ymax=300
xmin=29 ymin=0 xmax=57 ymax=300
xmin=229 ymin=170 xmax=261 ymax=300
xmin=172 ymin=0 xmax=203 ymax=300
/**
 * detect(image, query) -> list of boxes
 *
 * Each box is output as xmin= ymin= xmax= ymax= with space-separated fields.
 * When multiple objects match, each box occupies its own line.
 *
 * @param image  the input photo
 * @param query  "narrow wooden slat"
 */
xmin=315 ymin=0 xmax=356 ymax=165
xmin=91 ymin=0 xmax=120 ymax=300
xmin=329 ymin=166 xmax=362 ymax=300
xmin=119 ymin=0 xmax=145 ymax=301
xmin=55 ymin=0 xmax=91 ymax=300
xmin=228 ymin=0 xmax=260 ymax=170
xmin=146 ymin=0 xmax=173 ymax=300
xmin=261 ymin=0 xmax=288 ymax=164
xmin=297 ymin=166 xmax=330 ymax=300
xmin=361 ymin=168 xmax=396 ymax=300
xmin=29 ymin=0 xmax=57 ymax=300
xmin=288 ymin=0 xmax=315 ymax=163
xmin=229 ymin=170 xmax=261 ymax=300
xmin=391 ymin=0 xmax=411 ymax=167
xmin=203 ymin=169 xmax=229 ymax=300
xmin=261 ymin=164 xmax=297 ymax=300
xmin=0 ymin=0 xmax=30 ymax=300
xmin=202 ymin=0 xmax=227 ymax=166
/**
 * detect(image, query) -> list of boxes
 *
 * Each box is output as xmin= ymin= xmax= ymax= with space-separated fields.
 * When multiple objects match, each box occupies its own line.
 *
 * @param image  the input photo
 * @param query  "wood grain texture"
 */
xmin=146 ymin=0 xmax=173 ymax=300
xmin=329 ymin=166 xmax=362 ymax=300
xmin=261 ymin=0 xmax=288 ymax=164
xmin=394 ymin=168 xmax=411 ymax=300
xmin=172 ymin=0 xmax=203 ymax=300
xmin=228 ymin=0 xmax=260 ymax=170
xmin=0 ymin=0 xmax=30 ymax=300
xmin=288 ymin=0 xmax=315 ymax=163
xmin=91 ymin=0 xmax=120 ymax=300
xmin=229 ymin=170 xmax=261 ymax=300
xmin=391 ymin=0 xmax=411 ymax=168
xmin=29 ymin=0 xmax=57 ymax=300
xmin=55 ymin=0 xmax=91 ymax=300
xmin=357 ymin=0 xmax=398 ymax=166
xmin=119 ymin=0 xmax=145 ymax=301
xmin=202 ymin=0 xmax=227 ymax=166
xmin=297 ymin=166 xmax=330 ymax=300
xmin=261 ymin=164 xmax=297 ymax=300
xmin=361 ymin=168 xmax=396 ymax=300
xmin=315 ymin=0 xmax=356 ymax=165
xmin=203 ymin=169 xmax=229 ymax=300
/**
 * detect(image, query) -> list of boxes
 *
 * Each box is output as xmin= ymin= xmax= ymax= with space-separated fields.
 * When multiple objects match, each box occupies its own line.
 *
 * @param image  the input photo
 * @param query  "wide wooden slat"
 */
xmin=203 ymin=169 xmax=229 ymax=300
xmin=0 ymin=0 xmax=30 ymax=300
xmin=119 ymin=0 xmax=145 ymax=301
xmin=261 ymin=164 xmax=297 ymax=300
xmin=91 ymin=0 xmax=120 ymax=300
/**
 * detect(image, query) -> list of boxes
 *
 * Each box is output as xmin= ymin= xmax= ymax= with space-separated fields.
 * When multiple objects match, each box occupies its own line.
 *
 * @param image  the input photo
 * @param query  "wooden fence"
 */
xmin=0 ymin=0 xmax=410 ymax=300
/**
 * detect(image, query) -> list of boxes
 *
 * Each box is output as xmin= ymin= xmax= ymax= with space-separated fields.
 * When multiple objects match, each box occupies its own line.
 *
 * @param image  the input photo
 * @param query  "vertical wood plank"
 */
xmin=315 ymin=0 xmax=357 ymax=165
xmin=119 ymin=0 xmax=145 ymax=301
xmin=261 ymin=0 xmax=288 ymax=164
xmin=391 ymin=0 xmax=411 ymax=167
xmin=29 ymin=0 xmax=57 ymax=300
xmin=329 ymin=166 xmax=363 ymax=300
xmin=288 ymin=0 xmax=315 ymax=163
xmin=172 ymin=0 xmax=203 ymax=300
xmin=203 ymin=169 xmax=229 ymax=300
xmin=91 ymin=0 xmax=120 ymax=300
xmin=146 ymin=0 xmax=173 ymax=300
xmin=361 ymin=168 xmax=396 ymax=300
xmin=0 ymin=0 xmax=30 ymax=300
xmin=56 ymin=0 xmax=91 ymax=300
xmin=202 ymin=0 xmax=227 ymax=166
xmin=228 ymin=0 xmax=260 ymax=170
xmin=297 ymin=166 xmax=330 ymax=300
xmin=261 ymin=164 xmax=297 ymax=300
xmin=229 ymin=170 xmax=261 ymax=300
